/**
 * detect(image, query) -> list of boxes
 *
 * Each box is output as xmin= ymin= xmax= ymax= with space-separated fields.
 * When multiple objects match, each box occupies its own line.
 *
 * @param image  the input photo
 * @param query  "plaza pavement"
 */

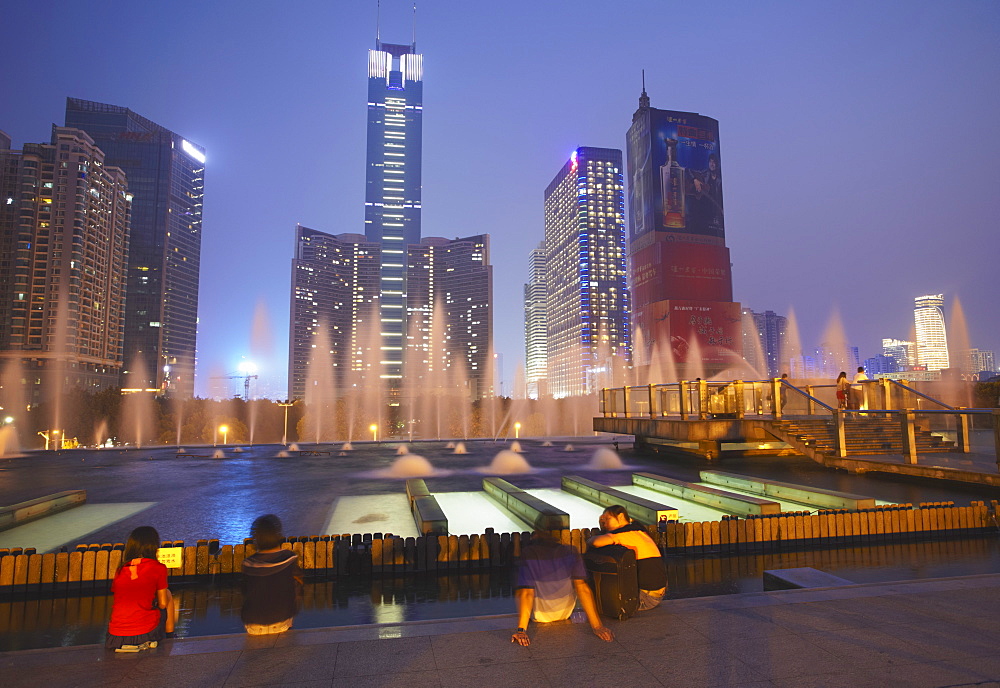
xmin=3 ymin=573 xmax=1000 ymax=687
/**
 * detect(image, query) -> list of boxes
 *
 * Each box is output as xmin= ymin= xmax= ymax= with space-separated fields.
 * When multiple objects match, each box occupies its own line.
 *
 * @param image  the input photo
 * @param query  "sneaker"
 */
xmin=114 ymin=645 xmax=141 ymax=653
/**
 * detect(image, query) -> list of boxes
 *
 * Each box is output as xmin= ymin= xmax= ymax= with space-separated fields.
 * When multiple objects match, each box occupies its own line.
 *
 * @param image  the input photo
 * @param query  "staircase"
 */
xmin=763 ymin=416 xmax=956 ymax=464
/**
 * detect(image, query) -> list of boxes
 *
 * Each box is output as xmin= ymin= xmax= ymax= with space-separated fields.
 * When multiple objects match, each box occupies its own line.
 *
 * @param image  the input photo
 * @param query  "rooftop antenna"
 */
xmin=376 ymin=0 xmax=381 ymax=47
xmin=639 ymin=69 xmax=650 ymax=109
xmin=412 ymin=3 xmax=417 ymax=50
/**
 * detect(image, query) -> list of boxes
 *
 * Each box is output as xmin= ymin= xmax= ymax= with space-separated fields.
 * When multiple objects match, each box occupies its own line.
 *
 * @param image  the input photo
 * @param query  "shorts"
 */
xmin=106 ymin=608 xmax=166 ymax=650
xmin=244 ymin=618 xmax=294 ymax=635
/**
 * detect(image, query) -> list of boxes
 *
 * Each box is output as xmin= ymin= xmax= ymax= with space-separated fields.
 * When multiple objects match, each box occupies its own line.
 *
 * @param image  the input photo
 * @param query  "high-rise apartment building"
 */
xmin=625 ymin=88 xmax=740 ymax=379
xmin=287 ymin=226 xmax=380 ymax=401
xmin=914 ymin=294 xmax=949 ymax=371
xmin=365 ymin=39 xmax=423 ymax=384
xmin=544 ymin=147 xmax=630 ymax=398
xmin=743 ymin=309 xmax=787 ymax=378
xmin=405 ymin=235 xmax=492 ymax=398
xmin=65 ymin=98 xmax=205 ymax=398
xmin=523 ymin=242 xmax=547 ymax=399
xmin=962 ymin=349 xmax=996 ymax=376
xmin=0 ymin=127 xmax=131 ymax=406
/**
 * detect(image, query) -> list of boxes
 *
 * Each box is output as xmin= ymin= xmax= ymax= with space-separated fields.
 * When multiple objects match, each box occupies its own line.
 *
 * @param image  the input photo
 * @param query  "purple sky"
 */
xmin=2 ymin=1 xmax=998 ymax=397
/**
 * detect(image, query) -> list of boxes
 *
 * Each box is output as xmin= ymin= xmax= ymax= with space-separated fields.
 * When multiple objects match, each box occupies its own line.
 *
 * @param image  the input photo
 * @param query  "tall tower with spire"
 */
xmin=625 ymin=84 xmax=741 ymax=379
xmin=364 ymin=22 xmax=423 ymax=385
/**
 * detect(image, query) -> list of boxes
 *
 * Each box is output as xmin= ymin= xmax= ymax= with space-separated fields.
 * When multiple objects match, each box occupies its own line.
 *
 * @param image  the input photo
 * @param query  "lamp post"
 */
xmin=514 ymin=422 xmax=521 ymax=439
xmin=278 ymin=400 xmax=294 ymax=446
xmin=219 ymin=425 xmax=229 ymax=446
xmin=370 ymin=424 xmax=378 ymax=443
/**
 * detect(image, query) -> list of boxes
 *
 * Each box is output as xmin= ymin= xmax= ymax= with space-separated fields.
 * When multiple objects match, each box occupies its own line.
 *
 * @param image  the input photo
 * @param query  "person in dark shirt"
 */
xmin=241 ymin=514 xmax=301 ymax=635
xmin=588 ymin=506 xmax=668 ymax=610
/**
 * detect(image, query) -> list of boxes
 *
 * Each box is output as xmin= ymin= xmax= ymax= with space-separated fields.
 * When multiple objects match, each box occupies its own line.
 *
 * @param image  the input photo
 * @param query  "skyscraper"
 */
xmin=287 ymin=226 xmax=380 ymax=401
xmin=523 ymin=242 xmax=547 ymax=399
xmin=742 ymin=309 xmax=787 ymax=378
xmin=365 ymin=38 xmax=423 ymax=385
xmin=625 ymin=88 xmax=740 ymax=379
xmin=882 ymin=338 xmax=916 ymax=369
xmin=0 ymin=127 xmax=131 ymax=406
xmin=544 ymin=147 xmax=630 ymax=398
xmin=405 ymin=235 xmax=492 ymax=399
xmin=65 ymin=98 xmax=205 ymax=398
xmin=914 ymin=294 xmax=949 ymax=371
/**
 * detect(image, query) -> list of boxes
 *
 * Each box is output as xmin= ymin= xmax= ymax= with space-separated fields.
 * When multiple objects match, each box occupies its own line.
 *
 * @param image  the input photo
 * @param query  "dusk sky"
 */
xmin=2 ymin=1 xmax=997 ymax=398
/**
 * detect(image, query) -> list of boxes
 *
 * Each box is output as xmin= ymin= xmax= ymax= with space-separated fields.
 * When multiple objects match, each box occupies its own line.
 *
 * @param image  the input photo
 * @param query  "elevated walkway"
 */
xmin=595 ymin=378 xmax=1000 ymax=486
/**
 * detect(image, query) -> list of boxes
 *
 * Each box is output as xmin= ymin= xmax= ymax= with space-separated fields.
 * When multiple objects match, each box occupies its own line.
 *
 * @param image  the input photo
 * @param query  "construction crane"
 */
xmin=210 ymin=373 xmax=258 ymax=401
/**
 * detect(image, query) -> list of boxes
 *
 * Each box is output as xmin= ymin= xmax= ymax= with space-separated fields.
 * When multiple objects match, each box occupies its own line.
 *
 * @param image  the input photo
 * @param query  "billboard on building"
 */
xmin=642 ymin=300 xmax=742 ymax=373
xmin=628 ymin=109 xmax=724 ymax=244
xmin=631 ymin=241 xmax=733 ymax=305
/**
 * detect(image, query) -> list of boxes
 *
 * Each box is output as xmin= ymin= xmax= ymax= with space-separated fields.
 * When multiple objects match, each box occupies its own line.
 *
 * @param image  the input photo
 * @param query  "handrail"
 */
xmin=886 ymin=379 xmax=955 ymax=410
xmin=780 ymin=380 xmax=835 ymax=413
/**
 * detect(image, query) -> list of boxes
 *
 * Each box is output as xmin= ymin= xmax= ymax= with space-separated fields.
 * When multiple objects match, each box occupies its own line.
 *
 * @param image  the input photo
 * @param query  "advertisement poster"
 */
xmin=631 ymin=241 xmax=733 ymax=306
xmin=642 ymin=300 xmax=742 ymax=371
xmin=628 ymin=109 xmax=724 ymax=243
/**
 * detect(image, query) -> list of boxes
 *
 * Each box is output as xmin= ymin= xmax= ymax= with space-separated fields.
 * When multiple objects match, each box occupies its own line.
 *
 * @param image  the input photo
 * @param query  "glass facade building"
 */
xmin=523 ymin=242 xmax=547 ymax=399
xmin=65 ymin=98 xmax=204 ymax=398
xmin=365 ymin=40 xmax=423 ymax=384
xmin=914 ymin=294 xmax=949 ymax=371
xmin=544 ymin=147 xmax=630 ymax=398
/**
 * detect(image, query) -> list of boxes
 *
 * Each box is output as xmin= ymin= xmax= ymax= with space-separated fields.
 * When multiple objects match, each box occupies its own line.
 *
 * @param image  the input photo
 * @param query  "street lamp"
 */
xmin=277 ymin=400 xmax=294 ymax=446
xmin=370 ymin=424 xmax=378 ymax=443
xmin=514 ymin=422 xmax=521 ymax=439
xmin=3 ymin=417 xmax=13 ymax=425
xmin=219 ymin=425 xmax=229 ymax=445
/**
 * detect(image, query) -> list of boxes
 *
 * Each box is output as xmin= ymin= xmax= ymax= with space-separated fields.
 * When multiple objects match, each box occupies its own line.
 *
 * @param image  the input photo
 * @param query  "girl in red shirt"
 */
xmin=105 ymin=526 xmax=177 ymax=652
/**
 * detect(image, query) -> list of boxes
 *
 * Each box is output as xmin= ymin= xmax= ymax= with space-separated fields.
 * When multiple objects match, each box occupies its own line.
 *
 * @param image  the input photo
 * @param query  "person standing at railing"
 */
xmin=852 ymin=366 xmax=869 ymax=411
xmin=836 ymin=372 xmax=850 ymax=410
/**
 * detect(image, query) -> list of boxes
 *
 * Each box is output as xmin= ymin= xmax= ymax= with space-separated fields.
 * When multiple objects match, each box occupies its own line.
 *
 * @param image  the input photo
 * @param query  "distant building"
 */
xmin=544 ymin=147 xmax=630 ymax=398
xmin=914 ymin=294 xmax=949 ymax=371
xmin=0 ymin=127 xmax=131 ymax=406
xmin=625 ymin=88 xmax=740 ymax=379
xmin=523 ymin=242 xmax=547 ymax=398
xmin=65 ymin=98 xmax=205 ymax=398
xmin=364 ymin=37 xmax=423 ymax=384
xmin=406 ymin=235 xmax=492 ymax=399
xmin=882 ymin=338 xmax=916 ymax=369
xmin=962 ymin=349 xmax=996 ymax=376
xmin=287 ymin=226 xmax=380 ymax=401
xmin=742 ymin=309 xmax=786 ymax=378
xmin=864 ymin=354 xmax=899 ymax=376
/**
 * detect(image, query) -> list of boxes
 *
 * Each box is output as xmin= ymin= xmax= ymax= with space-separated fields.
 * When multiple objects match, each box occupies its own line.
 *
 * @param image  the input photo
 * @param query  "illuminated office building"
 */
xmin=287 ymin=226 xmax=380 ymax=400
xmin=882 ymin=338 xmax=916 ymax=369
xmin=405 ymin=235 xmax=492 ymax=399
xmin=364 ymin=38 xmax=423 ymax=385
xmin=65 ymin=98 xmax=205 ymax=397
xmin=914 ymin=294 xmax=949 ymax=371
xmin=625 ymin=88 xmax=740 ymax=379
xmin=524 ymin=242 xmax=547 ymax=398
xmin=0 ymin=127 xmax=131 ymax=405
xmin=544 ymin=147 xmax=630 ymax=398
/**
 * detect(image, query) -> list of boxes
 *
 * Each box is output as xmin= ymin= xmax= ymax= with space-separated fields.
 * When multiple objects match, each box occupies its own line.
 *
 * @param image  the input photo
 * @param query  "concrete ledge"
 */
xmin=561 ymin=475 xmax=678 ymax=524
xmin=482 ymin=478 xmax=569 ymax=529
xmin=405 ymin=479 xmax=430 ymax=506
xmin=411 ymin=496 xmax=448 ymax=535
xmin=633 ymin=472 xmax=781 ymax=517
xmin=763 ymin=566 xmax=853 ymax=590
xmin=700 ymin=470 xmax=876 ymax=510
xmin=0 ymin=491 xmax=87 ymax=532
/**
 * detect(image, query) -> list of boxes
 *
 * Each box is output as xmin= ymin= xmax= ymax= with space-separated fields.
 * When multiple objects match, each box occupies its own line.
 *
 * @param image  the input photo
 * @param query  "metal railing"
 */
xmin=599 ymin=379 xmax=1000 ymax=468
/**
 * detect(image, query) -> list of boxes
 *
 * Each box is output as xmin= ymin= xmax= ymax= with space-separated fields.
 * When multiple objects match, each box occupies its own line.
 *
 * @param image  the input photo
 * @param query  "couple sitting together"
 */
xmin=511 ymin=505 xmax=667 ymax=646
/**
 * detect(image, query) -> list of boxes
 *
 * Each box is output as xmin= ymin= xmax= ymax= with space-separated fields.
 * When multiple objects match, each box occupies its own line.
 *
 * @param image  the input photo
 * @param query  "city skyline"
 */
xmin=2 ymin=1 xmax=997 ymax=397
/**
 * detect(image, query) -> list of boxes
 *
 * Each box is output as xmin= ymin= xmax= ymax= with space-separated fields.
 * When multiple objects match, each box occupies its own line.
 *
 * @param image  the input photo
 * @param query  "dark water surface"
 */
xmin=2 ymin=437 xmax=999 ymax=546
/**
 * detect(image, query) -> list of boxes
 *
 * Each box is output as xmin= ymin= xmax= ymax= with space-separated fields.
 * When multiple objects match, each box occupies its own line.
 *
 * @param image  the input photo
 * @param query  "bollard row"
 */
xmin=0 ymin=502 xmax=996 ymax=592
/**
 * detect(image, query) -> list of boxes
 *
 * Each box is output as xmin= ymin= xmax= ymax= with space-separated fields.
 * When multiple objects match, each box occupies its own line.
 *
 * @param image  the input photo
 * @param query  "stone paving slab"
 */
xmin=3 ymin=574 xmax=1000 ymax=687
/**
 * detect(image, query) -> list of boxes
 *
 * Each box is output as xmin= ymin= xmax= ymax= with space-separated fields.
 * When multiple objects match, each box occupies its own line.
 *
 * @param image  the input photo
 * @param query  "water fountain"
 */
xmin=563 ymin=444 xmax=576 ymax=452
xmin=396 ymin=445 xmax=409 ymax=456
xmin=479 ymin=449 xmax=532 ymax=475
xmin=341 ymin=442 xmax=352 ymax=451
xmin=289 ymin=443 xmax=300 ymax=452
xmin=212 ymin=449 xmax=226 ymax=459
xmin=120 ymin=355 xmax=156 ymax=447
xmin=585 ymin=447 xmax=625 ymax=470
xmin=453 ymin=442 xmax=467 ymax=454
xmin=510 ymin=441 xmax=523 ymax=453
xmin=382 ymin=454 xmax=436 ymax=478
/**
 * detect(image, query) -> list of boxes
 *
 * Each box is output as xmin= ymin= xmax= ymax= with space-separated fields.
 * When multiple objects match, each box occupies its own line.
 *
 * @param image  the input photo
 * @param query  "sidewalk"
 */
xmin=3 ymin=574 xmax=1000 ymax=687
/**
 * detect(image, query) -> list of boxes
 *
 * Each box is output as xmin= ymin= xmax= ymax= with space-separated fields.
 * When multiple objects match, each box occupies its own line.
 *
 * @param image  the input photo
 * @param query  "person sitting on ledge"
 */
xmin=105 ymin=526 xmax=177 ymax=652
xmin=241 ymin=514 xmax=302 ymax=635
xmin=511 ymin=515 xmax=613 ymax=647
xmin=588 ymin=505 xmax=668 ymax=610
